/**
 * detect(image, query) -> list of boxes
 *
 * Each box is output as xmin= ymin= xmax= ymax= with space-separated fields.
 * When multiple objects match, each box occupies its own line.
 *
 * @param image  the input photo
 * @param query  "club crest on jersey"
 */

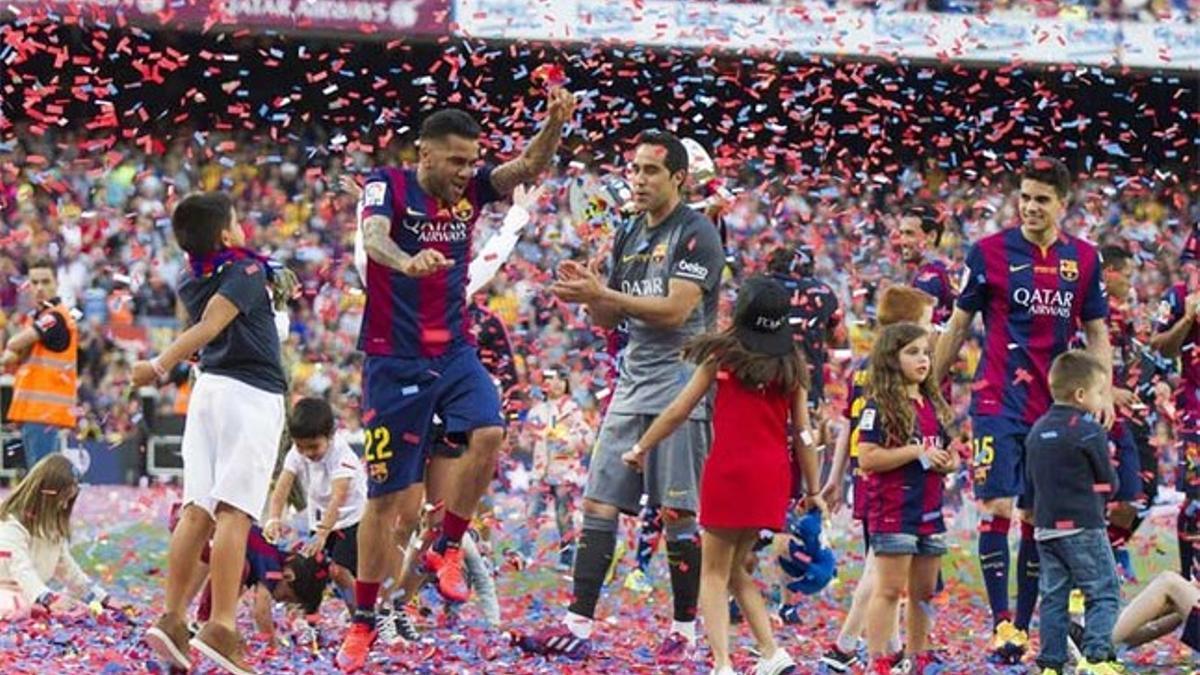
xmin=651 ymin=243 xmax=668 ymax=261
xmin=1059 ymin=259 xmax=1079 ymax=282
xmin=451 ymin=199 xmax=474 ymax=222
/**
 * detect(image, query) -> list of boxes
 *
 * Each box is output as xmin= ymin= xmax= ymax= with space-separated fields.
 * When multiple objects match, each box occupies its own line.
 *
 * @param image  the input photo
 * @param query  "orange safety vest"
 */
xmin=174 ymin=379 xmax=191 ymax=416
xmin=7 ymin=303 xmax=78 ymax=429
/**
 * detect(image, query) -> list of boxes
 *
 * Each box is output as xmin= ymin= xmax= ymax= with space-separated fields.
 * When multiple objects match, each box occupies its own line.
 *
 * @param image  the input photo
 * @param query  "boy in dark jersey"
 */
xmin=138 ymin=192 xmax=288 ymax=675
xmin=1025 ymin=351 xmax=1122 ymax=675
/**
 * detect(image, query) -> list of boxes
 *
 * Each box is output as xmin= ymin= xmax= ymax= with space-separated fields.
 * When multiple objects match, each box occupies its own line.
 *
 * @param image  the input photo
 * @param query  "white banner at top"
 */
xmin=452 ymin=0 xmax=1199 ymax=71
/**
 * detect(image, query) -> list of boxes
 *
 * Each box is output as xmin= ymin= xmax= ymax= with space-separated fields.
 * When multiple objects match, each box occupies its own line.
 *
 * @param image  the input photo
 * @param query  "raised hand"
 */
xmin=546 ymin=87 xmax=577 ymax=125
xmin=512 ymin=183 xmax=547 ymax=211
xmin=338 ymin=174 xmax=363 ymax=201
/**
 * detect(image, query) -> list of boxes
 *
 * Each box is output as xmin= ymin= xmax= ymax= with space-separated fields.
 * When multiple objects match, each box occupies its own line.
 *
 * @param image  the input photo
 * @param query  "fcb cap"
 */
xmin=733 ymin=275 xmax=794 ymax=357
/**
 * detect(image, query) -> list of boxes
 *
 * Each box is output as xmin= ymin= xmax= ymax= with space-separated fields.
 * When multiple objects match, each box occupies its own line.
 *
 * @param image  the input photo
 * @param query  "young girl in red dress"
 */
xmin=855 ymin=322 xmax=958 ymax=675
xmin=622 ymin=276 xmax=825 ymax=675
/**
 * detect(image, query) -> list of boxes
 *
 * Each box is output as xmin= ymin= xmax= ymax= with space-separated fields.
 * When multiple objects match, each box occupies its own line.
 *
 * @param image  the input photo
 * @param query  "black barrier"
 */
xmin=0 ymin=375 xmax=12 ymax=424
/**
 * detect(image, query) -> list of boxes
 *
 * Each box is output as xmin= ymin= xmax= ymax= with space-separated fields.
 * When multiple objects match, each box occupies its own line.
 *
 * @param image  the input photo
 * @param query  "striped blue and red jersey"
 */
xmin=197 ymin=526 xmax=285 ymax=622
xmin=1108 ymin=298 xmax=1136 ymax=388
xmin=911 ymin=258 xmax=955 ymax=327
xmin=857 ymin=395 xmax=947 ymax=536
xmin=357 ymin=166 xmax=500 ymax=359
xmin=244 ymin=525 xmax=286 ymax=592
xmin=1154 ymin=282 xmax=1200 ymax=429
xmin=957 ymin=227 xmax=1107 ymax=425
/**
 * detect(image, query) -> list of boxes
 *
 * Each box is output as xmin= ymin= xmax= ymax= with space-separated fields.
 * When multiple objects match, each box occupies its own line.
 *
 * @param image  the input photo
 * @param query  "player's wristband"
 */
xmin=502 ymin=204 xmax=531 ymax=231
xmin=917 ymin=451 xmax=932 ymax=470
xmin=149 ymin=357 xmax=168 ymax=382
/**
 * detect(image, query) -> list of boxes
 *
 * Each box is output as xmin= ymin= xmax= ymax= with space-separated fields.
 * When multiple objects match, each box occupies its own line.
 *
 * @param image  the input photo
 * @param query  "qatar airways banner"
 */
xmin=453 ymin=0 xmax=1199 ymax=71
xmin=4 ymin=0 xmax=450 ymax=36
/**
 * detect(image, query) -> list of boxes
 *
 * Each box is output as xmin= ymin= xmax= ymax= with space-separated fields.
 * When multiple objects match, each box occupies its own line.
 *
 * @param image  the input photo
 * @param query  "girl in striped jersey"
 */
xmin=856 ymin=322 xmax=957 ymax=675
xmin=820 ymin=286 xmax=938 ymax=672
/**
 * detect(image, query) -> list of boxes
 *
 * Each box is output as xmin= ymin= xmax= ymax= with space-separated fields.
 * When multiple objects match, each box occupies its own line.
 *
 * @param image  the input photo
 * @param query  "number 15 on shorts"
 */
xmin=972 ymin=435 xmax=994 ymax=483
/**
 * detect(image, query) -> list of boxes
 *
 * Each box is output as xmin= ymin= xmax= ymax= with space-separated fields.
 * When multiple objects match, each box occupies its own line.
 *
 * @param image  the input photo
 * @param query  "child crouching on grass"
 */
xmin=0 ymin=455 xmax=114 ymax=620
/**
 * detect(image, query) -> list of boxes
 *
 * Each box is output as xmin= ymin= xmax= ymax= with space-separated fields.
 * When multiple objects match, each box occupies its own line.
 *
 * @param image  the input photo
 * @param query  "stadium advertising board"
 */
xmin=4 ymin=0 xmax=450 ymax=36
xmin=453 ymin=0 xmax=1200 ymax=71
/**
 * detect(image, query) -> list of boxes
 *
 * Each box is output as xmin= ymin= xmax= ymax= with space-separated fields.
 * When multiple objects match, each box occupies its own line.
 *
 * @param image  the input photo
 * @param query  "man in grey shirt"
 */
xmin=517 ymin=131 xmax=725 ymax=662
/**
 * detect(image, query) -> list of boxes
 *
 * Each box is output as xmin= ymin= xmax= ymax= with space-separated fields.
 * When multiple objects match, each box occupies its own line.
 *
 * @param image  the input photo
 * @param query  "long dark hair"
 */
xmin=682 ymin=327 xmax=809 ymax=393
xmin=866 ymin=322 xmax=951 ymax=445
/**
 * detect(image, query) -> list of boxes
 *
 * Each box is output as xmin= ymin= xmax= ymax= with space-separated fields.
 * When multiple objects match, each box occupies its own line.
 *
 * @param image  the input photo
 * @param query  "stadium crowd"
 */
xmin=0 ymin=127 xmax=1196 ymax=494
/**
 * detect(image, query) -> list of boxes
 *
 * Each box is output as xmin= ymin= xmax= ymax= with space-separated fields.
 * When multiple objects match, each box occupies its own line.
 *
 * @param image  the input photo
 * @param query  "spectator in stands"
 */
xmin=136 ymin=271 xmax=177 ymax=319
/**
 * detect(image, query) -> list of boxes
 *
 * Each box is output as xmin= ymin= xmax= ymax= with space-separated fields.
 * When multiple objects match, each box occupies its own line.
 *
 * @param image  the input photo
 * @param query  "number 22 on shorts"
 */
xmin=972 ymin=435 xmax=995 ymax=482
xmin=363 ymin=426 xmax=393 ymax=462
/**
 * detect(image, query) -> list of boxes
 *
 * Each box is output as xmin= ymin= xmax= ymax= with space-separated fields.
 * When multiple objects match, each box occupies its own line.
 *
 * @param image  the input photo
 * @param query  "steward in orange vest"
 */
xmin=4 ymin=298 xmax=78 ymax=429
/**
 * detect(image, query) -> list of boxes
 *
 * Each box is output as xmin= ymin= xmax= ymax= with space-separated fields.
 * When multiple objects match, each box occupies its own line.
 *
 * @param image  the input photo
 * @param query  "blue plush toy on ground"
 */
xmin=778 ymin=508 xmax=837 ymax=624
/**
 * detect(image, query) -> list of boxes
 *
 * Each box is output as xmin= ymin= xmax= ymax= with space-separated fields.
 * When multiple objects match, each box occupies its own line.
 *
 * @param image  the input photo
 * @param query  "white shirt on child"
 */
xmin=0 ymin=516 xmax=95 ymax=604
xmin=282 ymin=431 xmax=368 ymax=533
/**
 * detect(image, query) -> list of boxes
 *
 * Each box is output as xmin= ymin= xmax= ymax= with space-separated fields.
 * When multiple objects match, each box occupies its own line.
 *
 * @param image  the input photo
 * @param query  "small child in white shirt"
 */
xmin=265 ymin=398 xmax=367 ymax=608
xmin=0 ymin=454 xmax=110 ymax=619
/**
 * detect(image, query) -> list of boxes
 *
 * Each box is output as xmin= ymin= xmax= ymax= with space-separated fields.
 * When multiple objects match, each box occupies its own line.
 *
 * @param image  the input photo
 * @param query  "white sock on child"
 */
xmin=564 ymin=611 xmax=594 ymax=639
xmin=671 ymin=619 xmax=697 ymax=642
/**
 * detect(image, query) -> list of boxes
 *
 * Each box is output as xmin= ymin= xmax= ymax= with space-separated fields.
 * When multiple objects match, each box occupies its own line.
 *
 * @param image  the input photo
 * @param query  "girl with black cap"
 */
xmin=622 ymin=275 xmax=825 ymax=675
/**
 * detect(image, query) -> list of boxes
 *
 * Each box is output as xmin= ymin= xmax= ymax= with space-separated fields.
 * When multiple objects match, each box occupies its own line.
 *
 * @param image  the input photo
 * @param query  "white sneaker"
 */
xmin=754 ymin=648 xmax=796 ymax=675
xmin=376 ymin=605 xmax=420 ymax=645
xmin=463 ymin=533 xmax=501 ymax=627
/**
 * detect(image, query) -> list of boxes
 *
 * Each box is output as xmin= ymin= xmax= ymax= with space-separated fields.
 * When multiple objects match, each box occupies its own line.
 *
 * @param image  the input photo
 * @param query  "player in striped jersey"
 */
xmin=933 ymin=157 xmax=1114 ymax=664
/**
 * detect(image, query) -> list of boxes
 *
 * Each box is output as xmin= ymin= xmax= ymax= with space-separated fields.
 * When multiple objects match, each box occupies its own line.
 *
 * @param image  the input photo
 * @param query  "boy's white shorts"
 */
xmin=180 ymin=373 xmax=285 ymax=521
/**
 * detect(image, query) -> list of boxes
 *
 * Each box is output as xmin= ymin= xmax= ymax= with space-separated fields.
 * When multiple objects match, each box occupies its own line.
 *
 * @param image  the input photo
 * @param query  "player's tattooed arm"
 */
xmin=932 ymin=307 xmax=973 ymax=387
xmin=362 ymin=215 xmax=452 ymax=277
xmin=490 ymin=88 xmax=576 ymax=197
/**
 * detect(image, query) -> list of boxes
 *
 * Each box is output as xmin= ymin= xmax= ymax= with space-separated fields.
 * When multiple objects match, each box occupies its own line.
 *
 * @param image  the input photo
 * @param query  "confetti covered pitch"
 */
xmin=0 ymin=486 xmax=1192 ymax=674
